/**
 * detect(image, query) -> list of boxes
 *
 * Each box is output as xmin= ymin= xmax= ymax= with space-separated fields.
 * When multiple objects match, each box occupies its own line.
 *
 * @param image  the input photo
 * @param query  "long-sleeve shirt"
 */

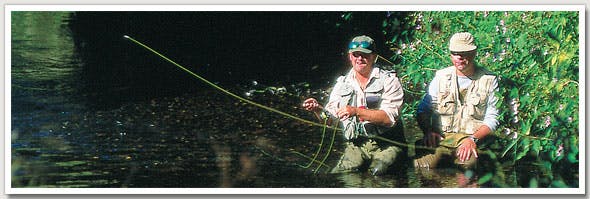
xmin=324 ymin=67 xmax=404 ymax=139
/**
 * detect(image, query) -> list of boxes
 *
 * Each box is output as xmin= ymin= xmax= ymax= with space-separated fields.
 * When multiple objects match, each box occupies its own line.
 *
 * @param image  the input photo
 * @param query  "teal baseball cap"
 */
xmin=348 ymin=35 xmax=375 ymax=53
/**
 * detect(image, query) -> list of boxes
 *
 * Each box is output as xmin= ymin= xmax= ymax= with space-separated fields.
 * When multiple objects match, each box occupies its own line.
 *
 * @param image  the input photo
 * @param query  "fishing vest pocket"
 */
xmin=364 ymin=79 xmax=384 ymax=109
xmin=334 ymin=84 xmax=353 ymax=107
xmin=436 ymin=90 xmax=457 ymax=132
xmin=365 ymin=95 xmax=382 ymax=109
xmin=467 ymin=92 xmax=488 ymax=120
xmin=438 ymin=101 xmax=456 ymax=115
xmin=437 ymin=92 xmax=456 ymax=115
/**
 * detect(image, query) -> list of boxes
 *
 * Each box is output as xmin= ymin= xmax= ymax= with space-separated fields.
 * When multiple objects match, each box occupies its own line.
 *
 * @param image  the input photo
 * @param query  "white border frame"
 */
xmin=4 ymin=4 xmax=585 ymax=195
xmin=2 ymin=4 xmax=587 ymax=11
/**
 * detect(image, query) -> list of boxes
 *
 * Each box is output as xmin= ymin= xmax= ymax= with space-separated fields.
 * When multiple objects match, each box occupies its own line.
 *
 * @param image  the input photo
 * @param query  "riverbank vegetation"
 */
xmin=376 ymin=11 xmax=580 ymax=187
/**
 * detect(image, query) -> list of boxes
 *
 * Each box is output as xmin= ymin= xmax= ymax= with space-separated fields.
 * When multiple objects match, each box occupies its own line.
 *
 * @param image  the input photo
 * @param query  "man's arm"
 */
xmin=416 ymin=94 xmax=433 ymax=133
xmin=416 ymin=74 xmax=442 ymax=147
xmin=482 ymin=77 xmax=500 ymax=133
xmin=357 ymin=72 xmax=403 ymax=127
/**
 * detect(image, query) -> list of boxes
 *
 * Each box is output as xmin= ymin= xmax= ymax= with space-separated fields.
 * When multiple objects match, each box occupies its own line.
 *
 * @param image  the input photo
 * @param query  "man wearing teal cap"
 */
xmin=414 ymin=32 xmax=499 ymax=170
xmin=302 ymin=35 xmax=405 ymax=175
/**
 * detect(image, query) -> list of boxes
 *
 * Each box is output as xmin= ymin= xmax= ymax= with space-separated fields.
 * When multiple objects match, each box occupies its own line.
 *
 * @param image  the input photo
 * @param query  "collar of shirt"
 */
xmin=346 ymin=67 xmax=381 ymax=89
xmin=344 ymin=67 xmax=381 ymax=107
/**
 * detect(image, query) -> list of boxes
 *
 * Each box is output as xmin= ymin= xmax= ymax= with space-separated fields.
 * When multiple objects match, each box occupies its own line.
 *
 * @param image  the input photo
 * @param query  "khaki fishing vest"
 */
xmin=434 ymin=66 xmax=496 ymax=135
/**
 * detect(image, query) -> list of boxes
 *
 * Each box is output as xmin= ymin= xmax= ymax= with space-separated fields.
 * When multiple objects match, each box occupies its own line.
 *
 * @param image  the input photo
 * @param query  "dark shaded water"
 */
xmin=11 ymin=11 xmax=535 ymax=189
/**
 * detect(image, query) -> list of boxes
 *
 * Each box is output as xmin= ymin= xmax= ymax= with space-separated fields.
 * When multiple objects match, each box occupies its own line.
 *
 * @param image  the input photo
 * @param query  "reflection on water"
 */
xmin=11 ymin=11 xmax=92 ymax=187
xmin=337 ymin=172 xmax=398 ymax=187
xmin=12 ymin=12 xmax=80 ymax=91
xmin=11 ymin=11 xmax=524 ymax=189
xmin=409 ymin=168 xmax=479 ymax=188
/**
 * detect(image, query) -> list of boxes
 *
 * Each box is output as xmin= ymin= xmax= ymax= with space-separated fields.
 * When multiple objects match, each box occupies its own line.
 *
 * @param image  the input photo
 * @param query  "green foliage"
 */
xmin=383 ymin=11 xmax=579 ymax=187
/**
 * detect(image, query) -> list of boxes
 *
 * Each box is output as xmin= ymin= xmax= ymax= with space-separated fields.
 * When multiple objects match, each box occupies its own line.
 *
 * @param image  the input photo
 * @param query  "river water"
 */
xmin=10 ymin=11 xmax=533 ymax=189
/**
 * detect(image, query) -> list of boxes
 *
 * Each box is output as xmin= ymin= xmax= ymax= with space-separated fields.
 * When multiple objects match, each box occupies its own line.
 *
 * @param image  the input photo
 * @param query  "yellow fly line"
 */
xmin=123 ymin=35 xmax=429 ymax=153
xmin=124 ymin=35 xmax=332 ymax=130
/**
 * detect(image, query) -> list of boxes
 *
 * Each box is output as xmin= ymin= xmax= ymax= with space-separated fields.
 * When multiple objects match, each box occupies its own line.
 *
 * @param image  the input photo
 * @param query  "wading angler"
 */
xmin=303 ymin=35 xmax=406 ymax=176
xmin=414 ymin=32 xmax=500 ymax=170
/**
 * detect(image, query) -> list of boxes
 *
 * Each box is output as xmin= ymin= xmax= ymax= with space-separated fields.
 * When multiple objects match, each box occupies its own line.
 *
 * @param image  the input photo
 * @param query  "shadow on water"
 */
xmin=11 ymin=11 xmax=531 ymax=188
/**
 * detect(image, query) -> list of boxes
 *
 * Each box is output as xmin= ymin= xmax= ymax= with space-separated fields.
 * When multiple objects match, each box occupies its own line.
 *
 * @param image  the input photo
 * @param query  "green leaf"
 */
xmin=516 ymin=138 xmax=530 ymax=160
xmin=477 ymin=173 xmax=494 ymax=184
xmin=567 ymin=153 xmax=578 ymax=163
xmin=551 ymin=180 xmax=569 ymax=188
xmin=531 ymin=139 xmax=541 ymax=157
xmin=342 ymin=12 xmax=352 ymax=21
xmin=510 ymin=88 xmax=519 ymax=98
xmin=501 ymin=138 xmax=518 ymax=158
xmin=569 ymin=136 xmax=579 ymax=154
xmin=529 ymin=178 xmax=538 ymax=188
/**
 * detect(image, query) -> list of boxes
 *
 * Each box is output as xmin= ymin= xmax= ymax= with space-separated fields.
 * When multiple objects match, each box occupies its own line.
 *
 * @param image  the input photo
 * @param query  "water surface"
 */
xmin=11 ymin=11 xmax=529 ymax=189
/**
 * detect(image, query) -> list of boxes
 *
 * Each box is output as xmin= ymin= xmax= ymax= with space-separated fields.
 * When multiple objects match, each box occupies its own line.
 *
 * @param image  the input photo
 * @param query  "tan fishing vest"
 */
xmin=435 ymin=66 xmax=496 ymax=135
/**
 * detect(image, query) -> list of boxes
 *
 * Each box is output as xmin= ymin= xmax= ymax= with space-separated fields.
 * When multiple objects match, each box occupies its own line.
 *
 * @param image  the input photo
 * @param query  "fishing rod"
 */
xmin=123 ymin=35 xmax=434 ymax=153
xmin=124 ymin=35 xmax=342 ymax=172
xmin=123 ymin=35 xmax=331 ymax=130
xmin=376 ymin=54 xmax=395 ymax=66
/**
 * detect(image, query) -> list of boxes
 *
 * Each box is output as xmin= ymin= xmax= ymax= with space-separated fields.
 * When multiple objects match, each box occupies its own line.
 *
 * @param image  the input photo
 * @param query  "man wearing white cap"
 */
xmin=302 ymin=35 xmax=405 ymax=175
xmin=414 ymin=32 xmax=499 ymax=169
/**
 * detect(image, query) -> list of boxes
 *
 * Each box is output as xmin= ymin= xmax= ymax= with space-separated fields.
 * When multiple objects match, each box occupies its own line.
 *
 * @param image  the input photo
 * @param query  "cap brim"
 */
xmin=348 ymin=48 xmax=373 ymax=53
xmin=449 ymin=45 xmax=477 ymax=52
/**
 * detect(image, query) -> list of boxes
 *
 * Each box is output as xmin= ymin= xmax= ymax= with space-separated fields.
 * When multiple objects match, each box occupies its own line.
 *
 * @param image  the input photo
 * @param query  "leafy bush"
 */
xmin=382 ymin=11 xmax=579 ymax=187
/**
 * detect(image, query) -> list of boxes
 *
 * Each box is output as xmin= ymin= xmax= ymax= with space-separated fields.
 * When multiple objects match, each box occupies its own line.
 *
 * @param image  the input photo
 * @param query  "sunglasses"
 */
xmin=351 ymin=52 xmax=373 ymax=57
xmin=348 ymin=41 xmax=374 ymax=50
xmin=451 ymin=51 xmax=475 ymax=56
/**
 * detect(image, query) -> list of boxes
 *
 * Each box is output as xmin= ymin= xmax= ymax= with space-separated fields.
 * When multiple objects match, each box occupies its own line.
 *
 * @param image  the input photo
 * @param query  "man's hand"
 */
xmin=423 ymin=132 xmax=442 ymax=147
xmin=302 ymin=98 xmax=321 ymax=112
xmin=336 ymin=105 xmax=358 ymax=120
xmin=456 ymin=138 xmax=478 ymax=162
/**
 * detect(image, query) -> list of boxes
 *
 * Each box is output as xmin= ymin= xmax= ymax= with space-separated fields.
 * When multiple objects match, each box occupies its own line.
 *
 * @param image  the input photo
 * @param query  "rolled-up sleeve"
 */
xmin=379 ymin=73 xmax=404 ymax=127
